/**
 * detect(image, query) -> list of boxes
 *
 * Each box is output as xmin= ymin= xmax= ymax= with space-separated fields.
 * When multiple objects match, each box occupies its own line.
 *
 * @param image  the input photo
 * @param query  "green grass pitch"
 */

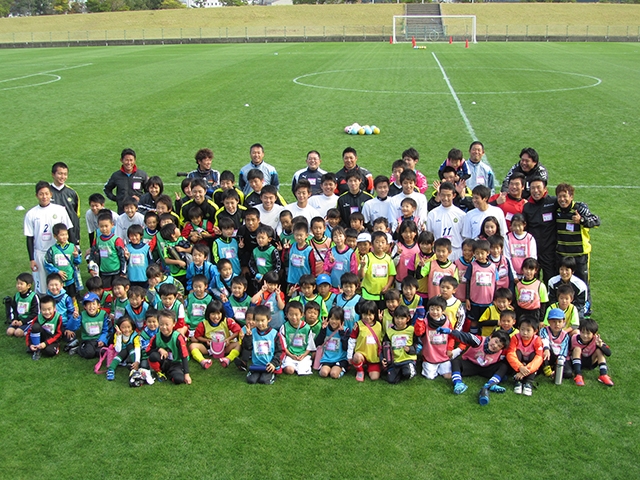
xmin=1 ymin=41 xmax=639 ymax=478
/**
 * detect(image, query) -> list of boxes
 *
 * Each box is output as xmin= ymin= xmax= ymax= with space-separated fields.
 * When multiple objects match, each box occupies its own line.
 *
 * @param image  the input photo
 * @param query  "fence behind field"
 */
xmin=0 ymin=24 xmax=639 ymax=47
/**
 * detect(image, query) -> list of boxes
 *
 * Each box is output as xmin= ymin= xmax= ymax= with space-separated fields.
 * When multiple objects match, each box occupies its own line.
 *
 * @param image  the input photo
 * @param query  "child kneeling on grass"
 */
xmin=572 ymin=318 xmax=613 ymax=387
xmin=241 ymin=305 xmax=285 ymax=385
xmin=382 ymin=305 xmax=417 ymax=384
xmin=347 ymin=300 xmax=383 ymax=382
xmin=147 ymin=309 xmax=192 ymax=385
xmin=439 ymin=328 xmax=511 ymax=405
xmin=315 ymin=306 xmax=349 ymax=379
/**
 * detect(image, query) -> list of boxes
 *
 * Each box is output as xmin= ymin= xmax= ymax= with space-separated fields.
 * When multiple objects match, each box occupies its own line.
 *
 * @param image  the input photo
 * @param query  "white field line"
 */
xmin=0 ymin=63 xmax=93 ymax=91
xmin=432 ymin=52 xmax=477 ymax=141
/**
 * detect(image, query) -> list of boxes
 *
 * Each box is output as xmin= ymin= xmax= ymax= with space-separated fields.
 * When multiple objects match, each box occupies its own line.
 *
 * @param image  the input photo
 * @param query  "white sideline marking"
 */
xmin=0 ymin=63 xmax=93 ymax=91
xmin=432 ymin=52 xmax=477 ymax=141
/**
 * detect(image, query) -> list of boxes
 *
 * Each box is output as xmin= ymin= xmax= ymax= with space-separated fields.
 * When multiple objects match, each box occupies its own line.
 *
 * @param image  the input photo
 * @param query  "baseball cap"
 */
xmin=547 ymin=308 xmax=565 ymax=320
xmin=82 ymin=292 xmax=100 ymax=304
xmin=316 ymin=274 xmax=331 ymax=286
xmin=356 ymin=232 xmax=371 ymax=243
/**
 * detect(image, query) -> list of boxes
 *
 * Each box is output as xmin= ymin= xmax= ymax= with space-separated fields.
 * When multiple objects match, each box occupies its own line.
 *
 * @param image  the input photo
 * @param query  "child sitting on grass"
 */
xmin=147 ymin=309 xmax=192 ymax=385
xmin=241 ymin=305 xmax=285 ymax=385
xmin=6 ymin=273 xmax=39 ymax=338
xmin=73 ymin=292 xmax=109 ymax=359
xmin=441 ymin=328 xmax=511 ymax=405
xmin=540 ymin=308 xmax=572 ymax=381
xmin=280 ymin=301 xmax=316 ymax=376
xmin=106 ymin=316 xmax=141 ymax=381
xmin=190 ymin=299 xmax=241 ymax=369
xmin=506 ymin=316 xmax=544 ymax=397
xmin=571 ymin=318 xmax=613 ymax=387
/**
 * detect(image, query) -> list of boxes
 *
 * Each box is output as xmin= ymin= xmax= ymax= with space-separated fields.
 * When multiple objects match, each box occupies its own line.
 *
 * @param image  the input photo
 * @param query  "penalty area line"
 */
xmin=432 ymin=52 xmax=477 ymax=142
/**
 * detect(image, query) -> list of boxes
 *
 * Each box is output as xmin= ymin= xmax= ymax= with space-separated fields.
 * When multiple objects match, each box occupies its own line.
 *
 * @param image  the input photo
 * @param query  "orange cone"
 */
xmin=465 ymin=39 xmax=469 ymax=48
xmin=389 ymin=36 xmax=393 ymax=44
xmin=411 ymin=36 xmax=416 ymax=48
xmin=449 ymin=36 xmax=453 ymax=44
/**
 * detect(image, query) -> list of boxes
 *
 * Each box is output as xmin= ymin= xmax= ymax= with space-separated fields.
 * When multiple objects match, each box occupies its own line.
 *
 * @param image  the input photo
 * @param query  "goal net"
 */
xmin=392 ymin=15 xmax=477 ymax=44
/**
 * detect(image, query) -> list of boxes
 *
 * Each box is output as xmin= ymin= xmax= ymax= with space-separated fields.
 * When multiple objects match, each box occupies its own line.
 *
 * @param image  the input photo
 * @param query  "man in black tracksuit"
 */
xmin=103 ymin=148 xmax=148 ymax=214
xmin=337 ymin=170 xmax=373 ymax=228
xmin=523 ymin=177 xmax=558 ymax=285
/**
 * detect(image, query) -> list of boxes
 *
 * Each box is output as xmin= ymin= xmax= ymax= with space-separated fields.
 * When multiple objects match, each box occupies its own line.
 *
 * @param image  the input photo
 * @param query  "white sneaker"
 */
xmin=514 ymin=382 xmax=523 ymax=395
xmin=523 ymin=383 xmax=533 ymax=397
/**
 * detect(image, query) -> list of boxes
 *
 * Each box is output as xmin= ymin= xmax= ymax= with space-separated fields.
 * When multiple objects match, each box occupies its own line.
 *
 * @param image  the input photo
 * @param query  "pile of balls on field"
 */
xmin=344 ymin=123 xmax=381 ymax=135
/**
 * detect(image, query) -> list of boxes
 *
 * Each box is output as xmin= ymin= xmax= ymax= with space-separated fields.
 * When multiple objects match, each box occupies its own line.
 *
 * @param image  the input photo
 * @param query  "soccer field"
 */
xmin=1 ymin=42 xmax=639 ymax=478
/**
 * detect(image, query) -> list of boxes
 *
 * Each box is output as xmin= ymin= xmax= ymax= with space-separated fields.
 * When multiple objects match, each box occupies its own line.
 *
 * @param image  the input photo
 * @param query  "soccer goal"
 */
xmin=392 ymin=15 xmax=477 ymax=44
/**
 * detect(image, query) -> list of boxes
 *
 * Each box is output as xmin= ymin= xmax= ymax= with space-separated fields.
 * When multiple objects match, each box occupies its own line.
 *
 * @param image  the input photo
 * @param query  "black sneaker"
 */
xmin=68 ymin=346 xmax=79 ymax=356
xmin=64 ymin=338 xmax=79 ymax=352
xmin=234 ymin=358 xmax=247 ymax=372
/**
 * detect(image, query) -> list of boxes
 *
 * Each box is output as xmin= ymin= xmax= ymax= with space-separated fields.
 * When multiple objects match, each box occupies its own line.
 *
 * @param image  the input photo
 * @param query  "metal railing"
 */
xmin=0 ymin=24 xmax=639 ymax=46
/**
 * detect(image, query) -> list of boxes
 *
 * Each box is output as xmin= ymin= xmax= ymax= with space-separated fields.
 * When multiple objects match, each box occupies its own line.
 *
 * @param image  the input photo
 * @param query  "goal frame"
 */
xmin=392 ymin=15 xmax=477 ymax=44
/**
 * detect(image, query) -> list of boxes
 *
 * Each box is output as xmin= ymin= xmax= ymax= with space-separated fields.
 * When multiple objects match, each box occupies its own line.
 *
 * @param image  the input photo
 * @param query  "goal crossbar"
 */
xmin=392 ymin=15 xmax=477 ymax=44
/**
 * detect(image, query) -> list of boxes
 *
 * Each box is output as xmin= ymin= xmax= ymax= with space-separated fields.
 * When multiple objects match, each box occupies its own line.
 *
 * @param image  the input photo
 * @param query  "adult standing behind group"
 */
xmin=50 ymin=162 xmax=80 ymax=246
xmin=238 ymin=143 xmax=279 ymax=196
xmin=465 ymin=141 xmax=496 ymax=194
xmin=523 ymin=177 xmax=557 ymax=284
xmin=187 ymin=148 xmax=220 ymax=196
xmin=335 ymin=147 xmax=374 ymax=195
xmin=24 ymin=181 xmax=73 ymax=294
xmin=291 ymin=150 xmax=326 ymax=196
xmin=103 ymin=148 xmax=148 ymax=215
xmin=489 ymin=172 xmax=527 ymax=231
xmin=501 ymin=147 xmax=548 ymax=199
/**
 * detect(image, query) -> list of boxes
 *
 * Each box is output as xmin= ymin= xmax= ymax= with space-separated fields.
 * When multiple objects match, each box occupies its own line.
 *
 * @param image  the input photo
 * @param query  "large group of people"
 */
xmin=9 ymin=141 xmax=611 ymax=400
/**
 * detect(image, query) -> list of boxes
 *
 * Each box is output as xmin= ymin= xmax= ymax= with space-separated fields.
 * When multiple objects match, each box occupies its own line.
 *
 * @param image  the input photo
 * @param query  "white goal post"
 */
xmin=392 ymin=15 xmax=477 ymax=44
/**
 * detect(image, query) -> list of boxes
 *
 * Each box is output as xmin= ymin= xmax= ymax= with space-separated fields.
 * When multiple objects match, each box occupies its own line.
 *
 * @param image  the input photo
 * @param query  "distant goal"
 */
xmin=392 ymin=15 xmax=477 ymax=44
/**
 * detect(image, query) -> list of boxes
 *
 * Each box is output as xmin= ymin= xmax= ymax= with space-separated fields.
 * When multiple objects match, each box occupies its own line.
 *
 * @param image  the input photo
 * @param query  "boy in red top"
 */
xmin=571 ymin=318 xmax=613 ymax=387
xmin=506 ymin=316 xmax=544 ymax=397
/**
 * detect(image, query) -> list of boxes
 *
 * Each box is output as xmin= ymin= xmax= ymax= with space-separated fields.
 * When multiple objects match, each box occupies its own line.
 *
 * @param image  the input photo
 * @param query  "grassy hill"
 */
xmin=1 ymin=3 xmax=640 ymax=37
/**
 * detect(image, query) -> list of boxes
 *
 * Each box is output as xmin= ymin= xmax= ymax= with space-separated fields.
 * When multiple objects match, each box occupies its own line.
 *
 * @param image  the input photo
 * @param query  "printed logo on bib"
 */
xmin=366 ymin=335 xmax=377 ymax=345
xmin=308 ymin=178 xmax=317 ymax=186
xmin=42 ymin=323 xmax=54 ymax=334
xmin=551 ymin=343 xmax=562 ymax=355
xmin=519 ymin=289 xmax=534 ymax=303
xmin=335 ymin=262 xmax=344 ymax=271
xmin=477 ymin=176 xmax=485 ymax=185
xmin=476 ymin=271 xmax=493 ymax=286
xmin=17 ymin=302 xmax=29 ymax=315
xmin=292 ymin=334 xmax=305 ymax=348
xmin=350 ymin=206 xmax=359 ymax=214
xmin=55 ymin=254 xmax=69 ymax=267
xmin=432 ymin=271 xmax=445 ymax=286
xmin=191 ymin=304 xmax=206 ymax=318
xmin=514 ymin=245 xmax=526 ymax=257
xmin=430 ymin=331 xmax=447 ymax=345
xmin=326 ymin=338 xmax=339 ymax=352
xmin=223 ymin=249 xmax=235 ymax=259
xmin=505 ymin=212 xmax=514 ymax=221
xmin=392 ymin=335 xmax=408 ymax=348
xmin=498 ymin=266 xmax=508 ymax=279
xmin=99 ymin=247 xmax=110 ymax=258
xmin=234 ymin=307 xmax=247 ymax=320
xmin=542 ymin=212 xmax=553 ymax=222
xmin=256 ymin=257 xmax=267 ymax=267
xmin=87 ymin=323 xmax=101 ymax=336
xmin=256 ymin=340 xmax=270 ymax=356
xmin=291 ymin=254 xmax=304 ymax=267
xmin=566 ymin=223 xmax=575 ymax=232
xmin=372 ymin=263 xmax=388 ymax=278
xmin=131 ymin=254 xmax=144 ymax=265
xmin=132 ymin=182 xmax=142 ymax=190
